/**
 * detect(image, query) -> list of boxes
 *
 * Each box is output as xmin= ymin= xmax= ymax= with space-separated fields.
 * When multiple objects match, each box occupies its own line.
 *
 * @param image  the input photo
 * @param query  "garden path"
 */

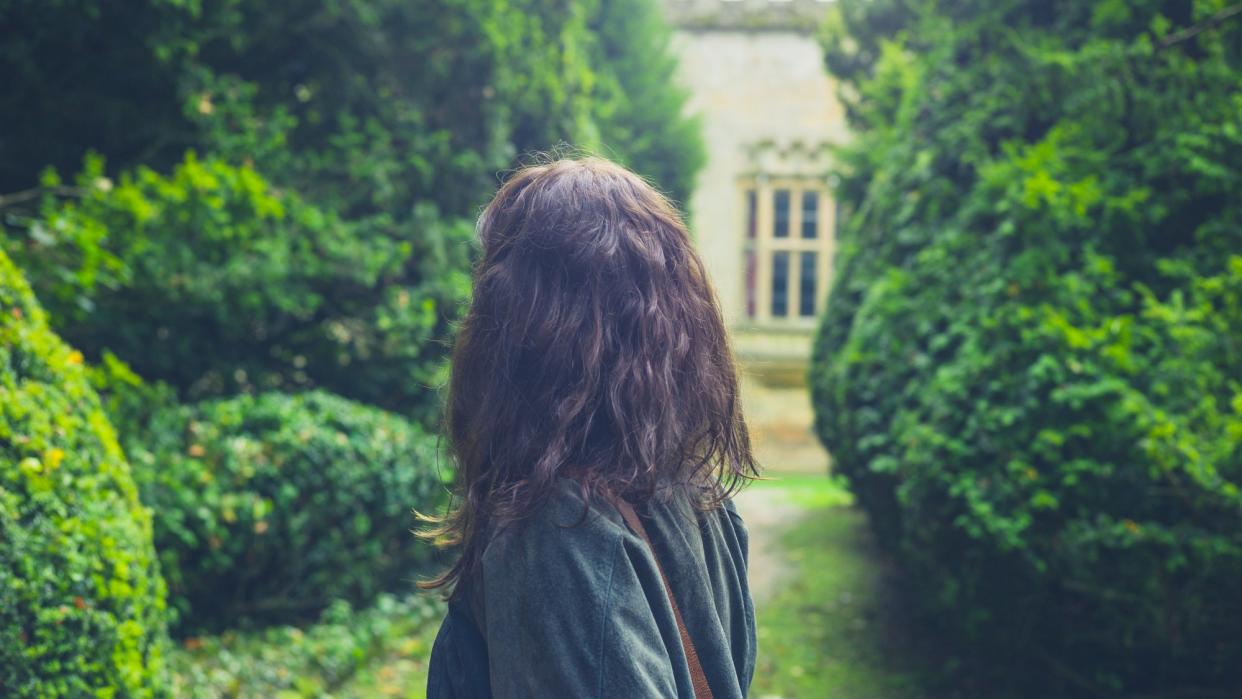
xmin=739 ymin=470 xmax=940 ymax=699
xmin=733 ymin=481 xmax=811 ymax=604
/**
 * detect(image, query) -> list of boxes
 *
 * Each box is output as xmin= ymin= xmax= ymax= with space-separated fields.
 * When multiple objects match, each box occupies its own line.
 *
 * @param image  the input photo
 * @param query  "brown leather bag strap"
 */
xmin=615 ymin=498 xmax=715 ymax=699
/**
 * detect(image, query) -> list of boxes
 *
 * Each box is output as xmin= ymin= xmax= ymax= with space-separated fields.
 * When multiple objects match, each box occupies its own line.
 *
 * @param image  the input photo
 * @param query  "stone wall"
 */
xmin=661 ymin=0 xmax=845 ymax=471
xmin=667 ymin=23 xmax=847 ymax=374
xmin=663 ymin=0 xmax=834 ymax=31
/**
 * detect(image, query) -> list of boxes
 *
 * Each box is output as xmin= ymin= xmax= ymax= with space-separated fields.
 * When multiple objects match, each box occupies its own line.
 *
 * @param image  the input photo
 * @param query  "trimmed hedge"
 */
xmin=814 ymin=1 xmax=1242 ymax=695
xmin=125 ymin=390 xmax=447 ymax=633
xmin=0 ymin=249 xmax=167 ymax=697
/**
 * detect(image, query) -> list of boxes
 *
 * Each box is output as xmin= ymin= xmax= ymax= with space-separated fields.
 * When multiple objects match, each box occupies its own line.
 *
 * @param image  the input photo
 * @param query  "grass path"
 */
xmin=737 ymin=473 xmax=937 ymax=699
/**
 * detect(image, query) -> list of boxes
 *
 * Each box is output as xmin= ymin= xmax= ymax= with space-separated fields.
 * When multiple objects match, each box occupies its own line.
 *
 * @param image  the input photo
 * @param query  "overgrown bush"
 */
xmin=0 ymin=0 xmax=598 ymax=215
xmin=0 ymin=249 xmax=168 ymax=697
xmin=126 ymin=390 xmax=447 ymax=633
xmin=5 ymin=153 xmax=470 ymax=422
xmin=813 ymin=1 xmax=1242 ymax=695
xmin=0 ymin=0 xmax=595 ymax=425
xmin=1 ymin=0 xmax=704 ymax=423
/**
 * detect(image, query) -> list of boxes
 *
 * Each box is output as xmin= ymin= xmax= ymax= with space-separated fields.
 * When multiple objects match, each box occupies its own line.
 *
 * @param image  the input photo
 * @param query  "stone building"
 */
xmin=662 ymin=0 xmax=846 ymax=471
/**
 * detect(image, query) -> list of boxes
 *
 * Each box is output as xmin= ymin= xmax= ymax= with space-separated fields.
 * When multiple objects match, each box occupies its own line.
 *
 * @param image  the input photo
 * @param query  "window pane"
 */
xmin=799 ymin=251 xmax=818 ymax=317
xmin=746 ymin=190 xmax=757 ymax=240
xmin=773 ymin=189 xmax=790 ymax=238
xmin=745 ymin=248 xmax=756 ymax=318
xmin=771 ymin=251 xmax=789 ymax=317
xmin=801 ymin=191 xmax=818 ymax=239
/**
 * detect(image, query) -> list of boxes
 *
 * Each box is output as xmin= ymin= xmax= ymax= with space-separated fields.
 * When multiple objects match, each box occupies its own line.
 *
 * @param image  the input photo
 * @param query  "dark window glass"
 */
xmin=773 ymin=189 xmax=790 ymax=238
xmin=771 ymin=251 xmax=789 ymax=317
xmin=746 ymin=190 xmax=757 ymax=239
xmin=745 ymin=248 xmax=756 ymax=318
xmin=801 ymin=191 xmax=818 ymax=239
xmin=799 ymin=252 xmax=818 ymax=317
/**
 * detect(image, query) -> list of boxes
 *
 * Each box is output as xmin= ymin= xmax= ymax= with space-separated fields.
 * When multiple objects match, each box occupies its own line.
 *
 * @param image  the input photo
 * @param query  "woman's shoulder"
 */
xmin=479 ymin=476 xmax=629 ymax=572
xmin=479 ymin=477 xmax=744 ymax=572
xmin=473 ymin=477 xmax=637 ymax=646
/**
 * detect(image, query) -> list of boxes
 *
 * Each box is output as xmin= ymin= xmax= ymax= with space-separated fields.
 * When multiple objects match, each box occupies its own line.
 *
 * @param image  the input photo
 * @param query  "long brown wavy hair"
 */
xmin=418 ymin=155 xmax=758 ymax=599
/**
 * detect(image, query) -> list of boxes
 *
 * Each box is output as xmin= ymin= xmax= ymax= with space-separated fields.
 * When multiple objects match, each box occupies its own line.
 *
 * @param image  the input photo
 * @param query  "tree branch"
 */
xmin=0 ymin=185 xmax=91 ymax=210
xmin=1159 ymin=2 xmax=1242 ymax=48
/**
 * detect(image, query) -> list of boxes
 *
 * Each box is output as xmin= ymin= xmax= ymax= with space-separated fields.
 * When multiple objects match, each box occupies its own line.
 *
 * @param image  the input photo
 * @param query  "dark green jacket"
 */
xmin=427 ymin=476 xmax=756 ymax=698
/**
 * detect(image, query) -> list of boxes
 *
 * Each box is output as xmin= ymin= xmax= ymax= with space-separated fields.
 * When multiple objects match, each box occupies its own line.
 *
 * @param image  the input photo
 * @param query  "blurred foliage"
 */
xmin=0 ymin=0 xmax=701 ymax=422
xmin=0 ymin=0 xmax=594 ymax=213
xmin=0 ymin=249 xmax=168 ymax=697
xmin=0 ymin=0 xmax=704 ymax=691
xmin=0 ymin=0 xmax=571 ymax=422
xmin=588 ymin=0 xmax=706 ymax=209
xmin=126 ymin=390 xmax=448 ymax=634
xmin=167 ymin=593 xmax=442 ymax=698
xmin=6 ymin=152 xmax=468 ymax=421
xmin=813 ymin=0 xmax=1242 ymax=695
xmin=0 ymin=1 xmax=191 ymax=195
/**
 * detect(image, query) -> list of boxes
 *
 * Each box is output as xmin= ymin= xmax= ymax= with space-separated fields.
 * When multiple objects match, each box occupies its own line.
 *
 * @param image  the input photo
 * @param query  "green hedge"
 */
xmin=126 ymin=390 xmax=447 ymax=633
xmin=814 ymin=1 xmax=1242 ymax=695
xmin=0 ymin=249 xmax=167 ymax=697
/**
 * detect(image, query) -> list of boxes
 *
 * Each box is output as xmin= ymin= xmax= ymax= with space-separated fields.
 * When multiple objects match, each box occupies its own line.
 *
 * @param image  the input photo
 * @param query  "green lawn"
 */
xmin=749 ymin=474 xmax=938 ymax=699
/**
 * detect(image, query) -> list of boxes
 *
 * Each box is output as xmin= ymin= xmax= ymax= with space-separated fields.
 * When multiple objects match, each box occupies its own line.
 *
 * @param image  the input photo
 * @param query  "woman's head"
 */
xmin=422 ymin=156 xmax=756 ymax=596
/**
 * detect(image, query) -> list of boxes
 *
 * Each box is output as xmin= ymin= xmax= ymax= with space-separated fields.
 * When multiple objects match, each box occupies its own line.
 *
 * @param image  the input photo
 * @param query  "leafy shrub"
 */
xmin=86 ymin=350 xmax=181 ymax=453
xmin=588 ymin=0 xmax=706 ymax=209
xmin=0 ymin=0 xmax=598 ymax=217
xmin=0 ymin=0 xmax=604 ymax=424
xmin=126 ymin=390 xmax=447 ymax=633
xmin=167 ymin=593 xmax=442 ymax=698
xmin=813 ymin=1 xmax=1242 ymax=695
xmin=1 ymin=0 xmax=708 ymax=424
xmin=6 ymin=153 xmax=469 ymax=422
xmin=0 ymin=249 xmax=167 ymax=697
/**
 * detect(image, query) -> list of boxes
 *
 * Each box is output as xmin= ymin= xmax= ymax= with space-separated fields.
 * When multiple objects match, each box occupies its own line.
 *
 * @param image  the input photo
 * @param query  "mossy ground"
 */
xmin=744 ymin=472 xmax=940 ymax=699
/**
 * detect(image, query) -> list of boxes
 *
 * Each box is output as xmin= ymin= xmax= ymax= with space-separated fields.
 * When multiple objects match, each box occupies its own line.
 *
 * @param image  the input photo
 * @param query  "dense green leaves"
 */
xmin=128 ymin=390 xmax=447 ymax=634
xmin=0 ymin=0 xmax=704 ymax=686
xmin=813 ymin=1 xmax=1242 ymax=694
xmin=588 ymin=0 xmax=706 ymax=209
xmin=1 ymin=0 xmax=701 ymax=423
xmin=0 ymin=0 xmax=192 ymax=193
xmin=7 ymin=153 xmax=469 ymax=421
xmin=0 ymin=0 xmax=598 ymax=215
xmin=0 ymin=249 xmax=168 ymax=697
xmin=1 ymin=0 xmax=592 ymax=424
xmin=177 ymin=0 xmax=599 ymax=220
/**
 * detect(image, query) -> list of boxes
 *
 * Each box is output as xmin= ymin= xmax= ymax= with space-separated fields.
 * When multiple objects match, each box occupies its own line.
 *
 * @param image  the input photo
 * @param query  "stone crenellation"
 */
xmin=741 ymin=139 xmax=842 ymax=182
xmin=660 ymin=0 xmax=834 ymax=32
